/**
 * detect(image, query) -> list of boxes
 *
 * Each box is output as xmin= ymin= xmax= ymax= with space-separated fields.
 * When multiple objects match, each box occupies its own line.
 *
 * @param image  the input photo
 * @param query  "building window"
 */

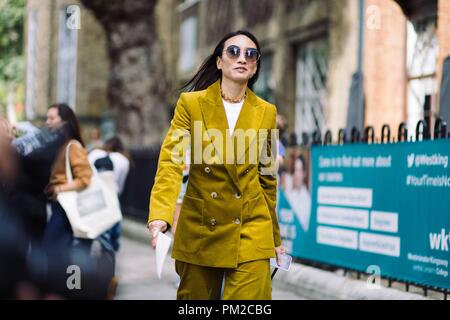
xmin=25 ymin=9 xmax=38 ymax=119
xmin=253 ymin=53 xmax=274 ymax=103
xmin=179 ymin=15 xmax=198 ymax=73
xmin=406 ymin=16 xmax=438 ymax=137
xmin=295 ymin=38 xmax=329 ymax=143
xmin=241 ymin=0 xmax=274 ymax=27
xmin=57 ymin=7 xmax=78 ymax=109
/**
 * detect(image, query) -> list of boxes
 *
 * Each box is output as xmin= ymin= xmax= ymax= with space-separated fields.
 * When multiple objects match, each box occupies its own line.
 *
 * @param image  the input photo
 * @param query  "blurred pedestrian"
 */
xmin=42 ymin=103 xmax=92 ymax=254
xmin=89 ymin=136 xmax=129 ymax=249
xmin=1 ymin=115 xmax=107 ymax=299
xmin=0 ymin=118 xmax=42 ymax=299
xmin=276 ymin=114 xmax=288 ymax=171
xmin=89 ymin=136 xmax=130 ymax=196
xmin=0 ymin=116 xmax=17 ymax=190
xmin=0 ymin=116 xmax=16 ymax=140
xmin=88 ymin=136 xmax=130 ymax=299
xmin=171 ymin=148 xmax=190 ymax=290
xmin=172 ymin=147 xmax=190 ymax=235
xmin=86 ymin=127 xmax=103 ymax=152
xmin=0 ymin=118 xmax=30 ymax=298
xmin=11 ymin=119 xmax=69 ymax=243
xmin=42 ymin=104 xmax=117 ymax=299
xmin=148 ymin=30 xmax=286 ymax=300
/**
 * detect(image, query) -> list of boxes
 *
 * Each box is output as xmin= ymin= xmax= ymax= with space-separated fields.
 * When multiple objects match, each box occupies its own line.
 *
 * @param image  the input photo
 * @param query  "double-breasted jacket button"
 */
xmin=204 ymin=166 xmax=211 ymax=173
xmin=234 ymin=192 xmax=242 ymax=199
xmin=211 ymin=191 xmax=218 ymax=199
xmin=234 ymin=218 xmax=241 ymax=225
xmin=210 ymin=218 xmax=217 ymax=226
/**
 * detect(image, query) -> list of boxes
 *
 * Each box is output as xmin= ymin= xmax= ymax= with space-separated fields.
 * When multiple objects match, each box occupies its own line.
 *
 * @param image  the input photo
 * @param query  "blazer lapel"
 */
xmin=199 ymin=80 xmax=239 ymax=188
xmin=198 ymin=79 xmax=265 ymax=190
xmin=232 ymin=88 xmax=265 ymax=164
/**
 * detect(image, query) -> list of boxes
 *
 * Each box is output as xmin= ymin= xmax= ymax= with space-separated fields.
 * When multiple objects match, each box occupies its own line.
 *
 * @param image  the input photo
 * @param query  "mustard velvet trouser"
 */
xmin=175 ymin=259 xmax=272 ymax=300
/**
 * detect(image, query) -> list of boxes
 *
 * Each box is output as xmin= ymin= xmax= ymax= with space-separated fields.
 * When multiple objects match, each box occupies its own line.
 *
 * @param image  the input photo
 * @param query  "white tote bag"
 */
xmin=57 ymin=141 xmax=123 ymax=239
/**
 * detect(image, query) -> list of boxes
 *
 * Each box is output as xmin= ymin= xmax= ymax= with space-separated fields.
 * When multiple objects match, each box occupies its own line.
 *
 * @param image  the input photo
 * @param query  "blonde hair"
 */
xmin=0 ymin=116 xmax=16 ymax=140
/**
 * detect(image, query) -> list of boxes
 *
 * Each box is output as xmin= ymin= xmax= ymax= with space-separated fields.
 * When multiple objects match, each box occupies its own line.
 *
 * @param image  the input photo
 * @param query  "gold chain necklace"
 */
xmin=221 ymin=88 xmax=246 ymax=103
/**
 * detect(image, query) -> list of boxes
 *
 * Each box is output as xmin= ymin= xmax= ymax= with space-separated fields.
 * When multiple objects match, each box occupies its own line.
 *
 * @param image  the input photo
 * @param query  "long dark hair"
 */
xmin=181 ymin=30 xmax=261 ymax=92
xmin=104 ymin=136 xmax=131 ymax=160
xmin=49 ymin=103 xmax=85 ymax=146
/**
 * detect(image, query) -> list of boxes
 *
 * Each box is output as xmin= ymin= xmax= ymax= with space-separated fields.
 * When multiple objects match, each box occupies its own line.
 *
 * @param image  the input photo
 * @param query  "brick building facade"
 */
xmin=24 ymin=0 xmax=450 ymax=143
xmin=25 ymin=0 xmax=108 ymax=129
xmin=24 ymin=0 xmax=178 ymax=139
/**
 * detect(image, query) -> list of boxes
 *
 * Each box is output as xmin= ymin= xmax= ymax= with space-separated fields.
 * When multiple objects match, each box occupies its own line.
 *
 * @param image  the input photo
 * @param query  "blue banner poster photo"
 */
xmin=277 ymin=140 xmax=450 ymax=290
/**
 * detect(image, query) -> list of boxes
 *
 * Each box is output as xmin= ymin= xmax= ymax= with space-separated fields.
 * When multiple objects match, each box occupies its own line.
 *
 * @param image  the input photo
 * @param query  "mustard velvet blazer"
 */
xmin=148 ymin=79 xmax=281 ymax=268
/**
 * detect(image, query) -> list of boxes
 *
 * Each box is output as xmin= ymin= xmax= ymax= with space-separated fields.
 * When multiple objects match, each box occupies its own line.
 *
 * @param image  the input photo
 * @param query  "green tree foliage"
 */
xmin=0 ymin=0 xmax=26 ymax=83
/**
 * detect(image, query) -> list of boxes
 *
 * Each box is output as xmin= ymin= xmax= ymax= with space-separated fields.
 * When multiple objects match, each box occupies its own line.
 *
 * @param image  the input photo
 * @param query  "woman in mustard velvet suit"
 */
xmin=148 ymin=30 xmax=286 ymax=300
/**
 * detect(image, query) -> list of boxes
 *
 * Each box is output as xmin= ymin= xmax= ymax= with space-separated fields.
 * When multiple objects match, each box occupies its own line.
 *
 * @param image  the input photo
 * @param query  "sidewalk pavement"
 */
xmin=115 ymin=228 xmax=305 ymax=299
xmin=119 ymin=217 xmax=430 ymax=300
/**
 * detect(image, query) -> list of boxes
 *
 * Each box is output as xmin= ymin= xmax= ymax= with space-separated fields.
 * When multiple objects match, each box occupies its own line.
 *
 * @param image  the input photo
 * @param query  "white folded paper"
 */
xmin=155 ymin=231 xmax=172 ymax=279
xmin=270 ymin=254 xmax=292 ymax=271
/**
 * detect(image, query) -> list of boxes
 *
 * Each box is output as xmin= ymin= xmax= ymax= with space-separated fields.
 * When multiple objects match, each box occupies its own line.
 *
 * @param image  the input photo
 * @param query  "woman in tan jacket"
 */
xmin=42 ymin=104 xmax=92 ymax=252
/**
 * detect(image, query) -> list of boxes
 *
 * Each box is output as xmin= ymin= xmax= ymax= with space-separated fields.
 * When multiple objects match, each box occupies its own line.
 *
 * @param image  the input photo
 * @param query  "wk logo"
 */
xmin=429 ymin=229 xmax=450 ymax=252
xmin=407 ymin=153 xmax=415 ymax=168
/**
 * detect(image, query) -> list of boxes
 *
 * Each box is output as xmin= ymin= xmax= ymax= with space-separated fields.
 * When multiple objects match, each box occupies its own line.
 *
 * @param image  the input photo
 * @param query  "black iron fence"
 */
xmin=284 ymin=117 xmax=449 ymax=300
xmin=300 ymin=117 xmax=448 ymax=147
xmin=121 ymin=117 xmax=449 ymax=298
xmin=120 ymin=146 xmax=161 ymax=222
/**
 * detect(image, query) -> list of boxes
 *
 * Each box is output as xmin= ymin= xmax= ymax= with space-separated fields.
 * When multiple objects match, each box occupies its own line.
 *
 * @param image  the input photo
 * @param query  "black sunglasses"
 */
xmin=223 ymin=45 xmax=261 ymax=63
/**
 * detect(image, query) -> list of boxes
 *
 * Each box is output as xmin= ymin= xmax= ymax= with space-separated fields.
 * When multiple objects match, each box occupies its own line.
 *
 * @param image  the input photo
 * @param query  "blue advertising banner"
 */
xmin=277 ymin=139 xmax=450 ymax=290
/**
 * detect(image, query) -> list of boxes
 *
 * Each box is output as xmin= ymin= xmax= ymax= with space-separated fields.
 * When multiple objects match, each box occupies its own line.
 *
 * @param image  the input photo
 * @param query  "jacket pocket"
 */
xmin=174 ymin=195 xmax=204 ymax=253
xmin=248 ymin=194 xmax=275 ymax=250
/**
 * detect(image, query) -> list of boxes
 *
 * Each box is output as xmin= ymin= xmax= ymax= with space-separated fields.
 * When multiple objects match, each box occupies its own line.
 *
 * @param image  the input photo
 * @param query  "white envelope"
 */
xmin=155 ymin=231 xmax=172 ymax=279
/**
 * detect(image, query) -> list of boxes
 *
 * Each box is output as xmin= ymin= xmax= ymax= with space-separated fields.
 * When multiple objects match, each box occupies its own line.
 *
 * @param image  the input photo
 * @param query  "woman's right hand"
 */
xmin=147 ymin=220 xmax=168 ymax=249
